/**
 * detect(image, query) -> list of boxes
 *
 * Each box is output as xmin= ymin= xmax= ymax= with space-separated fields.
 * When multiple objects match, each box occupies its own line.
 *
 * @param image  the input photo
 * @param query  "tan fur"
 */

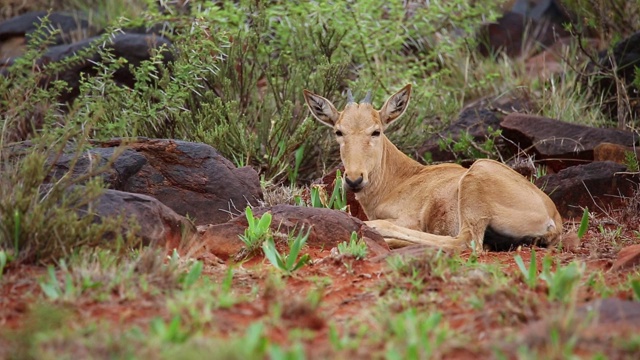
xmin=303 ymin=85 xmax=564 ymax=251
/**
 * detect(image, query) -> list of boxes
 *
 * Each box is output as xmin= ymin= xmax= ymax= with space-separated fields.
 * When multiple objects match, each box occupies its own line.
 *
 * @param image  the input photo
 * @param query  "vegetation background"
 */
xmin=1 ymin=0 xmax=639 ymax=358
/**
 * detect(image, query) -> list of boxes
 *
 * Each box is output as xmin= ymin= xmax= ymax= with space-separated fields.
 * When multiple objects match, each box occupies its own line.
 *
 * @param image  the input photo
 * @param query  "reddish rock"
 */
xmin=199 ymin=205 xmax=389 ymax=260
xmin=49 ymin=138 xmax=263 ymax=226
xmin=610 ymin=245 xmax=640 ymax=272
xmin=525 ymin=37 xmax=602 ymax=79
xmin=501 ymin=113 xmax=638 ymax=171
xmin=418 ymin=105 xmax=503 ymax=163
xmin=94 ymin=188 xmax=194 ymax=251
xmin=594 ymin=142 xmax=640 ymax=165
xmin=561 ymin=232 xmax=581 ymax=252
xmin=535 ymin=161 xmax=639 ymax=218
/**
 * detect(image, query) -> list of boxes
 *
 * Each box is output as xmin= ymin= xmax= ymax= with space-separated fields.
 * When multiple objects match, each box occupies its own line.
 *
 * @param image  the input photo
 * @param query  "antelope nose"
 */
xmin=344 ymin=175 xmax=364 ymax=189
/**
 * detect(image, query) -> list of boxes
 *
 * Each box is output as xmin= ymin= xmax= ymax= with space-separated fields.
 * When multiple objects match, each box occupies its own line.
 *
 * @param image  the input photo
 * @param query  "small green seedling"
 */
xmin=514 ymin=248 xmax=538 ymax=289
xmin=337 ymin=232 xmax=368 ymax=260
xmin=239 ymin=207 xmax=273 ymax=253
xmin=539 ymin=256 xmax=584 ymax=302
xmin=262 ymin=227 xmax=311 ymax=275
xmin=149 ymin=316 xmax=190 ymax=344
xmin=39 ymin=261 xmax=77 ymax=301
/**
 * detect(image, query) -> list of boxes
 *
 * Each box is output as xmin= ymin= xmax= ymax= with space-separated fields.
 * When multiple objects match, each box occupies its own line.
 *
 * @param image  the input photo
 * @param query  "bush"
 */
xmin=0 ymin=20 xmax=137 ymax=264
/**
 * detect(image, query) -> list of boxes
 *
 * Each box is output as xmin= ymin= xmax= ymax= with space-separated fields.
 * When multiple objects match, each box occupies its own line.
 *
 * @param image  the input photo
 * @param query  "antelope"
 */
xmin=303 ymin=84 xmax=565 ymax=251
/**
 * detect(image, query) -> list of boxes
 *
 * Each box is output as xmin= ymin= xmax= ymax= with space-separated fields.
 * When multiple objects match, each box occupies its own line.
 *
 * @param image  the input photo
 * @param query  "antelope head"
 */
xmin=303 ymin=84 xmax=412 ymax=192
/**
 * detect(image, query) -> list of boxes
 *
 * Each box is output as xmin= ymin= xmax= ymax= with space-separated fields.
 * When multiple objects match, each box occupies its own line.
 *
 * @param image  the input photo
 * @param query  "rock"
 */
xmin=583 ymin=31 xmax=640 ymax=123
xmin=476 ymin=0 xmax=571 ymax=58
xmin=0 ymin=11 xmax=92 ymax=60
xmin=561 ymin=232 xmax=581 ymax=252
xmin=477 ymin=11 xmax=528 ymax=58
xmin=525 ymin=37 xmax=602 ymax=79
xmin=520 ymin=298 xmax=640 ymax=348
xmin=199 ymin=205 xmax=390 ymax=260
xmin=94 ymin=188 xmax=194 ymax=250
xmin=610 ymin=245 xmax=640 ymax=271
xmin=594 ymin=142 xmax=640 ymax=165
xmin=418 ymin=105 xmax=503 ymax=163
xmin=48 ymin=138 xmax=263 ymax=226
xmin=1 ymin=31 xmax=174 ymax=104
xmin=39 ymin=33 xmax=174 ymax=104
xmin=501 ymin=113 xmax=638 ymax=171
xmin=535 ymin=161 xmax=639 ymax=218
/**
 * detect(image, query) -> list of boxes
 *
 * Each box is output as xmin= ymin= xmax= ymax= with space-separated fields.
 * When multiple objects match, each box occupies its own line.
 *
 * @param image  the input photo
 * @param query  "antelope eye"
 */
xmin=372 ymin=130 xmax=381 ymax=137
xmin=335 ymin=130 xmax=343 ymax=137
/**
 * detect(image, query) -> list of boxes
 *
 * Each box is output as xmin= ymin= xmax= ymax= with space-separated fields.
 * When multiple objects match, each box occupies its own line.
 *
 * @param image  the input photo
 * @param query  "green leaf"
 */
xmin=245 ymin=207 xmax=255 ymax=228
xmin=244 ymin=322 xmax=267 ymax=354
xmin=0 ymin=251 xmax=7 ymax=277
xmin=64 ymin=273 xmax=75 ymax=298
xmin=291 ymin=254 xmax=310 ymax=271
xmin=311 ymin=187 xmax=322 ymax=208
xmin=150 ymin=317 xmax=166 ymax=336
xmin=631 ymin=279 xmax=640 ymax=301
xmin=257 ymin=212 xmax=272 ymax=233
xmin=262 ymin=237 xmax=286 ymax=270
xmin=287 ymin=228 xmax=310 ymax=269
xmin=577 ymin=207 xmax=589 ymax=239
xmin=183 ymin=261 xmax=203 ymax=288
xmin=528 ymin=248 xmax=537 ymax=287
xmin=514 ymin=255 xmax=528 ymax=278
xmin=40 ymin=283 xmax=60 ymax=300
xmin=40 ymin=266 xmax=61 ymax=300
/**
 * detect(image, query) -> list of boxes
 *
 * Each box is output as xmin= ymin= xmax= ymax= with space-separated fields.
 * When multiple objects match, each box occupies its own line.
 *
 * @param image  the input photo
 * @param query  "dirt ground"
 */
xmin=1 ymin=212 xmax=640 ymax=358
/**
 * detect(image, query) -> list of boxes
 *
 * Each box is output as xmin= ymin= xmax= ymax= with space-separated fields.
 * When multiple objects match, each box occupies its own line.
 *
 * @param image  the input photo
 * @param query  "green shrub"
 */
xmin=0 ymin=19 xmax=138 ymax=264
xmin=562 ymin=0 xmax=640 ymax=41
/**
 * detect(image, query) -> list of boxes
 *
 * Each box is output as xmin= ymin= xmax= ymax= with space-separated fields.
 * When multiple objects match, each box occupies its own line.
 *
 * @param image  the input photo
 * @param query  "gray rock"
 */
xmin=501 ymin=113 xmax=638 ymax=171
xmin=583 ymin=31 xmax=640 ymax=122
xmin=520 ymin=298 xmax=640 ymax=348
xmin=0 ymin=11 xmax=91 ymax=46
xmin=535 ymin=161 xmax=639 ymax=218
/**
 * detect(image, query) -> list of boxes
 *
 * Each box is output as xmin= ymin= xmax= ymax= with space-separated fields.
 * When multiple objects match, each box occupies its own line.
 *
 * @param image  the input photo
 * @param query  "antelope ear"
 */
xmin=303 ymin=90 xmax=340 ymax=127
xmin=379 ymin=84 xmax=411 ymax=127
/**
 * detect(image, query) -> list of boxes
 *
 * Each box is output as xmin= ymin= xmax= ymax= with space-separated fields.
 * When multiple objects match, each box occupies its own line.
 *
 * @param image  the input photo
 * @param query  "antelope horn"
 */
xmin=362 ymin=90 xmax=372 ymax=104
xmin=346 ymin=89 xmax=355 ymax=104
